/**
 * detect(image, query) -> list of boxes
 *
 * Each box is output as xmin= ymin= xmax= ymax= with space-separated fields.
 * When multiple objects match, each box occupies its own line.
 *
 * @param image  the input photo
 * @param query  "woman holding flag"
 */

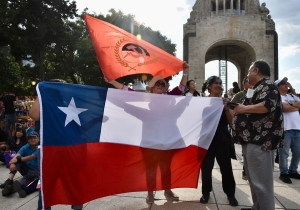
xmin=199 ymin=76 xmax=238 ymax=206
xmin=105 ymin=62 xmax=189 ymax=204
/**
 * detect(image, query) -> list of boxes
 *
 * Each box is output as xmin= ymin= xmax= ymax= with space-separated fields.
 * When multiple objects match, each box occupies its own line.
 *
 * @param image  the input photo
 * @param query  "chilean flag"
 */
xmin=38 ymin=82 xmax=223 ymax=208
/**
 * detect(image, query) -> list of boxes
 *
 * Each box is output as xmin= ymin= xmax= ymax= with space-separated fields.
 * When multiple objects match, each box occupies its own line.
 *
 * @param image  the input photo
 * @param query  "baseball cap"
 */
xmin=28 ymin=131 xmax=39 ymax=137
xmin=274 ymin=77 xmax=288 ymax=86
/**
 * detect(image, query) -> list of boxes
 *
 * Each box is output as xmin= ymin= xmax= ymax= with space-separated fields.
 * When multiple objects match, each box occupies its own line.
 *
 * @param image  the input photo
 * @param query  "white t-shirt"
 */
xmin=185 ymin=92 xmax=202 ymax=97
xmin=281 ymin=94 xmax=300 ymax=131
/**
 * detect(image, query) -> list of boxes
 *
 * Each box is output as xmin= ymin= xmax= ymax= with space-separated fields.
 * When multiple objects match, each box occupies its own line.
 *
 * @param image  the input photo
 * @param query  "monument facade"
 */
xmin=183 ymin=0 xmax=278 ymax=92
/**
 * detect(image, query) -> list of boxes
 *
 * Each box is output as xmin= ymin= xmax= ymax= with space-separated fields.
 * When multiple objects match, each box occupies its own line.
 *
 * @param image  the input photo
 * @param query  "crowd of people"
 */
xmin=0 ymin=92 xmax=40 ymax=199
xmin=0 ymin=60 xmax=299 ymax=210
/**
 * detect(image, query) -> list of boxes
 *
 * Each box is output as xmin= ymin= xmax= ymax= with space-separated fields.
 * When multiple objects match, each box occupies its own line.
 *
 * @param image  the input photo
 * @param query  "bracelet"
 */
xmin=183 ymin=73 xmax=188 ymax=77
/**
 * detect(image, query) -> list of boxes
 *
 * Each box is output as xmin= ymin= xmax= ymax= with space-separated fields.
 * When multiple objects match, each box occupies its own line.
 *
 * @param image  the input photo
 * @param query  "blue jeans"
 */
xmin=4 ymin=114 xmax=17 ymax=134
xmin=279 ymin=130 xmax=300 ymax=174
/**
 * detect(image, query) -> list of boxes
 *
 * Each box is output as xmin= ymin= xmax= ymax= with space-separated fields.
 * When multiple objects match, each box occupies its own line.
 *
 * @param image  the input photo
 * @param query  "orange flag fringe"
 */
xmin=84 ymin=14 xmax=184 ymax=81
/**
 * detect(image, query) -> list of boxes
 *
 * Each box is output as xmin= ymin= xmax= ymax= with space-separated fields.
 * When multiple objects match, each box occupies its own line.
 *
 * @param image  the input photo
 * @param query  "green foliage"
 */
xmin=0 ymin=3 xmax=178 ymax=92
xmin=0 ymin=0 xmax=78 ymax=82
xmin=0 ymin=46 xmax=21 ymax=92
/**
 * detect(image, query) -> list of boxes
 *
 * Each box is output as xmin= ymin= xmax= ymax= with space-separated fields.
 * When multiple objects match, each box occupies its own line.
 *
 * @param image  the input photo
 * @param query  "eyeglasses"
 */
xmin=154 ymin=81 xmax=166 ymax=87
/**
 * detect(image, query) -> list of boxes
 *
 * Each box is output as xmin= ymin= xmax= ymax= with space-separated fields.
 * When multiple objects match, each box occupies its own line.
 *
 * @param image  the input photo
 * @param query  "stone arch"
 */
xmin=184 ymin=0 xmax=277 ymax=92
xmin=204 ymin=39 xmax=256 ymax=88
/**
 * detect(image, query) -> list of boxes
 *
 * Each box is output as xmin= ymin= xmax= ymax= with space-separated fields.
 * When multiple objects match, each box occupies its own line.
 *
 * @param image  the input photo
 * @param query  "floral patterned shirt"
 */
xmin=232 ymin=78 xmax=284 ymax=151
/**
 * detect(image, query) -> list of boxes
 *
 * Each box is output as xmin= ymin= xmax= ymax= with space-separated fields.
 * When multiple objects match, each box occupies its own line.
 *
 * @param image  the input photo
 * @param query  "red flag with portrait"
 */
xmin=84 ymin=14 xmax=184 ymax=81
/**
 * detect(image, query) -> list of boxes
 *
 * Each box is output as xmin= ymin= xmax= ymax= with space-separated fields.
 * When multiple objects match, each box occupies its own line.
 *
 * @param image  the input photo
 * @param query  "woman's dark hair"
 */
xmin=201 ymin=76 xmax=221 ymax=93
xmin=186 ymin=80 xmax=195 ymax=87
xmin=183 ymin=80 xmax=201 ymax=96
xmin=14 ymin=128 xmax=27 ymax=144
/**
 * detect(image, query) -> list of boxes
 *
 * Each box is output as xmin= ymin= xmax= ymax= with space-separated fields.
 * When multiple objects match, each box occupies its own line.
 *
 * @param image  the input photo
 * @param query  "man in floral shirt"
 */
xmin=232 ymin=60 xmax=283 ymax=210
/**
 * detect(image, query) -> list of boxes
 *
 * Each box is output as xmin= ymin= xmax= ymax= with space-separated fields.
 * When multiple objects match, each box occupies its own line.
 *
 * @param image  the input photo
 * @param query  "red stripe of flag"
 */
xmin=42 ymin=143 xmax=206 ymax=207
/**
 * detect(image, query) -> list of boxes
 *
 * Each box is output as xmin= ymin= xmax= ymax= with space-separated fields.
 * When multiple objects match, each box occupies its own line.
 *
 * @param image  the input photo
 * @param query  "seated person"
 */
xmin=1 ymin=131 xmax=39 ymax=197
xmin=0 ymin=128 xmax=28 ymax=190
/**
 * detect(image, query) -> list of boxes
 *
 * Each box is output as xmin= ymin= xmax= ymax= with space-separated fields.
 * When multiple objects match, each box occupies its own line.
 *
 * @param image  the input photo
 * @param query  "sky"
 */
xmin=75 ymin=0 xmax=300 ymax=93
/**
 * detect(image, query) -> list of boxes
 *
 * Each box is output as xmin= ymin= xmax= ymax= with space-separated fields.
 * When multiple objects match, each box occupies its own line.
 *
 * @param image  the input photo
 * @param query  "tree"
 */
xmin=1 ymin=4 xmax=178 ymax=89
xmin=45 ymin=18 xmax=103 ymax=85
xmin=0 ymin=46 xmax=21 ymax=92
xmin=0 ymin=0 xmax=78 ymax=81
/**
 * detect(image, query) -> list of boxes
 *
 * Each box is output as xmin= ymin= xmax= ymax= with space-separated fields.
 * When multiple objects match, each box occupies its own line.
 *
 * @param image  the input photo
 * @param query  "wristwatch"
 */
xmin=288 ymin=101 xmax=294 ymax=106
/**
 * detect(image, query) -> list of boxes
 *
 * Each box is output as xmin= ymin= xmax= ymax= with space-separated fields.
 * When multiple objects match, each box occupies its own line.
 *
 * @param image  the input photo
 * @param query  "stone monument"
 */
xmin=183 ymin=0 xmax=278 ymax=92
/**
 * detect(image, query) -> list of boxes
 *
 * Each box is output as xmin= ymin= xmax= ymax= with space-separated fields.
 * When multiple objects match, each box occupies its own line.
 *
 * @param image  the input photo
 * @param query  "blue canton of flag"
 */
xmin=38 ymin=82 xmax=107 ymax=146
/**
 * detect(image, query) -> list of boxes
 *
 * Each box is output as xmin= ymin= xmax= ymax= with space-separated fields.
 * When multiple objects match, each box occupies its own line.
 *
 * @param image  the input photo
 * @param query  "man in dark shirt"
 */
xmin=232 ymin=60 xmax=284 ymax=210
xmin=0 ymin=92 xmax=17 ymax=135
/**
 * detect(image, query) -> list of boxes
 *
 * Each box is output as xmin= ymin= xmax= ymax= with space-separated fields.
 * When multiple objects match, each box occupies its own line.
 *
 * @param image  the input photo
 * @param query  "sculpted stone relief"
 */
xmin=259 ymin=2 xmax=270 ymax=20
xmin=266 ymin=15 xmax=275 ymax=30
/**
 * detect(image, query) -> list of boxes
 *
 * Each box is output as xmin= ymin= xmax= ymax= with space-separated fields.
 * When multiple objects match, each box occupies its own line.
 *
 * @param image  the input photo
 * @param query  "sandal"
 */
xmin=164 ymin=190 xmax=179 ymax=201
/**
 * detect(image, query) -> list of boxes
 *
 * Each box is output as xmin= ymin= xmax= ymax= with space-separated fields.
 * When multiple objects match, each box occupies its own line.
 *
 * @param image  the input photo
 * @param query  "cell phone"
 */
xmin=227 ymin=102 xmax=239 ymax=110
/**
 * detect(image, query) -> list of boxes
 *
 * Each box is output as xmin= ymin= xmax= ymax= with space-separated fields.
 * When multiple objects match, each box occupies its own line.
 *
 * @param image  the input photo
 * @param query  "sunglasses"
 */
xmin=154 ymin=81 xmax=166 ymax=87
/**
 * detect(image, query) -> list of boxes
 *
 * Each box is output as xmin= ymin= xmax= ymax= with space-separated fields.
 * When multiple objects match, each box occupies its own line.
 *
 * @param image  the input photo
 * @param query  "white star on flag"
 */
xmin=58 ymin=97 xmax=88 ymax=126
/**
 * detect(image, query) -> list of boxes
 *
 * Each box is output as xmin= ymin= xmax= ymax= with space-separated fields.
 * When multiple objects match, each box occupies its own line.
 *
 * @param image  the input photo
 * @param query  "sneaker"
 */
xmin=13 ymin=180 xmax=27 ymax=198
xmin=2 ymin=185 xmax=13 ymax=196
xmin=289 ymin=172 xmax=300 ymax=180
xmin=228 ymin=196 xmax=238 ymax=206
xmin=0 ymin=179 xmax=13 ymax=189
xmin=200 ymin=193 xmax=210 ymax=204
xmin=164 ymin=190 xmax=179 ymax=201
xmin=279 ymin=174 xmax=292 ymax=184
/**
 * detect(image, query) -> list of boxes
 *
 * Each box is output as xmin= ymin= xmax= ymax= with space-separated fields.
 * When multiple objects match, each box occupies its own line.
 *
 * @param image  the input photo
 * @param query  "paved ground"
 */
xmin=0 ymin=145 xmax=300 ymax=210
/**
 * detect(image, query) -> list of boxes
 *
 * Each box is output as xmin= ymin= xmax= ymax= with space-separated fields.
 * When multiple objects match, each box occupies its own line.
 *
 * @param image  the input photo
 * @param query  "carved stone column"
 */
xmin=216 ymin=0 xmax=219 ymax=15
xmin=223 ymin=0 xmax=226 ymax=14
xmin=238 ymin=0 xmax=241 ymax=14
xmin=231 ymin=0 xmax=233 ymax=12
